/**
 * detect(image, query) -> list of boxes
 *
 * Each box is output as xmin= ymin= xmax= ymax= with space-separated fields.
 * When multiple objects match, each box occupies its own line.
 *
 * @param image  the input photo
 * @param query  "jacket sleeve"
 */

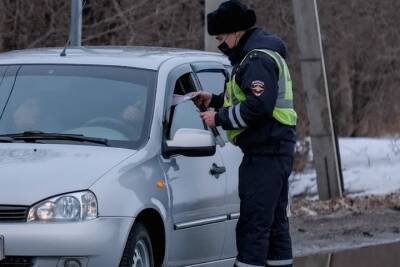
xmin=209 ymin=93 xmax=224 ymax=109
xmin=215 ymin=52 xmax=279 ymax=130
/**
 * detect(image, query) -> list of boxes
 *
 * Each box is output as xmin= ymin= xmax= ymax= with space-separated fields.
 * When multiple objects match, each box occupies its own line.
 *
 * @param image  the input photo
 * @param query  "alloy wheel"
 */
xmin=132 ymin=239 xmax=150 ymax=267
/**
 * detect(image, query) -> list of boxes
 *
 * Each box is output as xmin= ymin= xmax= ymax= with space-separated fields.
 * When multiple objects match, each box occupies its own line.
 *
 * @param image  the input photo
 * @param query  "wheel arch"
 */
xmin=134 ymin=208 xmax=166 ymax=267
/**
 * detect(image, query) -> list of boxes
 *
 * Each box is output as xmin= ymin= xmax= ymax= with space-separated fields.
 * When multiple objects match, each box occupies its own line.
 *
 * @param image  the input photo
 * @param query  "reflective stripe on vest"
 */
xmin=224 ymin=49 xmax=297 ymax=144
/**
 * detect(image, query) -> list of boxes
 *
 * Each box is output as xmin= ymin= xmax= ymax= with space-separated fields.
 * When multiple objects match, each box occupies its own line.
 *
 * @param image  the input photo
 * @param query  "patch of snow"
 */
xmin=290 ymin=138 xmax=400 ymax=198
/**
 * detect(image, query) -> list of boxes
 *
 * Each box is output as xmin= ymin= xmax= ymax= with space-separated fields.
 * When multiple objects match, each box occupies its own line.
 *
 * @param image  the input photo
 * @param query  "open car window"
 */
xmin=168 ymin=73 xmax=205 ymax=139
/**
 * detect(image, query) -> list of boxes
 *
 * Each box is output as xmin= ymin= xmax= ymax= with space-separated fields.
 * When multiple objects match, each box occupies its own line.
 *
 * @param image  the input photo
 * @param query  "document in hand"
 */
xmin=172 ymin=92 xmax=196 ymax=106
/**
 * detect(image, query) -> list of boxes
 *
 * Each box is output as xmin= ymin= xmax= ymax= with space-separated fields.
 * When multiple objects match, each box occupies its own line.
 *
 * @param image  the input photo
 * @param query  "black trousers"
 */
xmin=235 ymin=154 xmax=293 ymax=267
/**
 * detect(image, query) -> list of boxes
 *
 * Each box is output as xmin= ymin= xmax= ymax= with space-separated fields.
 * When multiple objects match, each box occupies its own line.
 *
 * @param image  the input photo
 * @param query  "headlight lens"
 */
xmin=28 ymin=191 xmax=98 ymax=222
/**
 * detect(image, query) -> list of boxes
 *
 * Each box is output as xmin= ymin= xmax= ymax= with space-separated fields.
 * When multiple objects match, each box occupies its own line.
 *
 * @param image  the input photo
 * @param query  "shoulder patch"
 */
xmin=251 ymin=80 xmax=265 ymax=96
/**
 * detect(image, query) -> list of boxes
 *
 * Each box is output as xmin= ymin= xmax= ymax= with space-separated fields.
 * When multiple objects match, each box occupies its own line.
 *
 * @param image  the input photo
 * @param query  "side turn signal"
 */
xmin=156 ymin=180 xmax=166 ymax=189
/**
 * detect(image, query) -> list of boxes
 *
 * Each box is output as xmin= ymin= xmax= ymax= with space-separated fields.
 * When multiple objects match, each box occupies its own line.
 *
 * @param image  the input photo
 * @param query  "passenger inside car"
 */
xmin=12 ymin=97 xmax=41 ymax=132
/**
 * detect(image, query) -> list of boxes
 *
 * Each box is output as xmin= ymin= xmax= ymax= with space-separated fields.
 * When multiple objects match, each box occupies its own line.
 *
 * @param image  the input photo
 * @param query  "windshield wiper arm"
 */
xmin=0 ymin=131 xmax=109 ymax=146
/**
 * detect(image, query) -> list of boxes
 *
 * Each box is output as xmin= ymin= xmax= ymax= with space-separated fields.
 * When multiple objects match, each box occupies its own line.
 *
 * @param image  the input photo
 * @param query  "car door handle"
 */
xmin=210 ymin=163 xmax=226 ymax=178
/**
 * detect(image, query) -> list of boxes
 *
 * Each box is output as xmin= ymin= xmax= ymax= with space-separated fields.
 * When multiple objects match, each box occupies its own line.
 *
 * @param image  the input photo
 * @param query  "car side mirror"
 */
xmin=163 ymin=128 xmax=216 ymax=158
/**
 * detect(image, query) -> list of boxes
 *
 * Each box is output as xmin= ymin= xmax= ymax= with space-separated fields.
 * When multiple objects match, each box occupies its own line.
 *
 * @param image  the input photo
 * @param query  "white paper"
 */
xmin=172 ymin=92 xmax=196 ymax=106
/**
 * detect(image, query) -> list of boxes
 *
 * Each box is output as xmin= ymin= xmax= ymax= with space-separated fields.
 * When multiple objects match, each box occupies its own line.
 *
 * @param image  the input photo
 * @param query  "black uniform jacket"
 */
xmin=211 ymin=27 xmax=296 ymax=156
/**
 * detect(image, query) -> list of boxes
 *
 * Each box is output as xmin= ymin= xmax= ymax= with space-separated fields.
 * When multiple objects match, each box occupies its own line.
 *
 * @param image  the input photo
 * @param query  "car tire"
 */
xmin=120 ymin=222 xmax=155 ymax=267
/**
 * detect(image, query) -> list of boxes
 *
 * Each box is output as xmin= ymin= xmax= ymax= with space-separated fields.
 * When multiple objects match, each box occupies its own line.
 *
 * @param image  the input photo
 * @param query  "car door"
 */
xmin=162 ymin=66 xmax=228 ymax=266
xmin=192 ymin=63 xmax=243 ymax=259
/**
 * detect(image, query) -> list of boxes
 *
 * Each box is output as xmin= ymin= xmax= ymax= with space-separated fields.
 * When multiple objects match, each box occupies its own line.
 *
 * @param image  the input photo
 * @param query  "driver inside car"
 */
xmin=81 ymin=99 xmax=146 ymax=140
xmin=120 ymin=100 xmax=145 ymax=139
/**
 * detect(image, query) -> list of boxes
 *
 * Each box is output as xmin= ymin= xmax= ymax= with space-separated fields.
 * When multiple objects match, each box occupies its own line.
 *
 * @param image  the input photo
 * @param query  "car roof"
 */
xmin=0 ymin=46 xmax=228 ymax=70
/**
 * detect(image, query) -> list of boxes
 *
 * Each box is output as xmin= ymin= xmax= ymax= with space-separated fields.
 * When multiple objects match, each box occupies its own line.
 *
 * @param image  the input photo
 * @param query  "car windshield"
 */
xmin=0 ymin=65 xmax=156 ymax=149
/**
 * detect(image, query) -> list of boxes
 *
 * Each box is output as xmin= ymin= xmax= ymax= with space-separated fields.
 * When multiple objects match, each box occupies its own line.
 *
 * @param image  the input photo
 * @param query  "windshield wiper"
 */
xmin=0 ymin=137 xmax=14 ymax=143
xmin=0 ymin=131 xmax=109 ymax=146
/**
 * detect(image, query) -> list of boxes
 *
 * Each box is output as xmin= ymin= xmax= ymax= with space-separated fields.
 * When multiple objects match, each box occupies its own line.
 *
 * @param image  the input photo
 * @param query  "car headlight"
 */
xmin=27 ymin=191 xmax=98 ymax=222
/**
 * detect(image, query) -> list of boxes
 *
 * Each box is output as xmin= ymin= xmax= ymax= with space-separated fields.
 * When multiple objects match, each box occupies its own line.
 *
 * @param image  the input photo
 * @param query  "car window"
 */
xmin=195 ymin=70 xmax=229 ymax=143
xmin=196 ymin=71 xmax=226 ymax=96
xmin=0 ymin=65 xmax=156 ymax=149
xmin=0 ymin=66 xmax=8 ymax=107
xmin=170 ymin=101 xmax=204 ymax=138
xmin=0 ymin=66 xmax=6 ymax=85
xmin=0 ymin=66 xmax=16 ymax=111
xmin=169 ymin=73 xmax=205 ymax=139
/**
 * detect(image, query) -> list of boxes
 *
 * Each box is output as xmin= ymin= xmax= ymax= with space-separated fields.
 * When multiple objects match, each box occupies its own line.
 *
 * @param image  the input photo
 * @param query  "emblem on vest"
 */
xmin=251 ymin=80 xmax=265 ymax=96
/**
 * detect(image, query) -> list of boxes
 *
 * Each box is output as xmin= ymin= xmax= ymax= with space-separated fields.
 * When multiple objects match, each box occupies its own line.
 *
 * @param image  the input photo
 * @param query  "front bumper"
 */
xmin=0 ymin=217 xmax=134 ymax=267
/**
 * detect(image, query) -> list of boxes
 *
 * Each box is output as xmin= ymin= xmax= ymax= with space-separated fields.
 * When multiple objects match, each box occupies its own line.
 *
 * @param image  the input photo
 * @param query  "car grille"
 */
xmin=0 ymin=206 xmax=28 ymax=223
xmin=0 ymin=256 xmax=33 ymax=267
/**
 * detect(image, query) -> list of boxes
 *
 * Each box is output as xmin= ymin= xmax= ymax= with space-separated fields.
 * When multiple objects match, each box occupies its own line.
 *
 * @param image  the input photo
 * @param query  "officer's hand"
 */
xmin=200 ymin=111 xmax=216 ymax=127
xmin=192 ymin=91 xmax=212 ymax=108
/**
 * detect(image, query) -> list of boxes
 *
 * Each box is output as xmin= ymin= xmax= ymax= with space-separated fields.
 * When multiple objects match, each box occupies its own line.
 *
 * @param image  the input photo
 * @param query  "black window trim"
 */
xmin=190 ymin=62 xmax=225 ymax=73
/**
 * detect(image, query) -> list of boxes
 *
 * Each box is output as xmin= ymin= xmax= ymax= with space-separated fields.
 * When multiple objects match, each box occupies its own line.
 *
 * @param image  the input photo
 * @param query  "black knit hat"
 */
xmin=207 ymin=0 xmax=256 ymax=35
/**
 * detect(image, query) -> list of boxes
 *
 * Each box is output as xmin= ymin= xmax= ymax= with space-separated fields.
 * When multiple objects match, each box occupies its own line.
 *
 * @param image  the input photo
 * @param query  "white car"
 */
xmin=0 ymin=47 xmax=242 ymax=267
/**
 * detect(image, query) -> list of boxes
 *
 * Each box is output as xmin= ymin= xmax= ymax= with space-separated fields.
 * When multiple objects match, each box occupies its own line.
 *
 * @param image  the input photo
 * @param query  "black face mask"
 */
xmin=218 ymin=42 xmax=234 ymax=57
xmin=218 ymin=41 xmax=244 ymax=65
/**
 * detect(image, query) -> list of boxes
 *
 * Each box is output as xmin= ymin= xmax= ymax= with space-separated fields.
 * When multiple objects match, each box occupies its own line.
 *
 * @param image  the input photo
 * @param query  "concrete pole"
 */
xmin=70 ymin=0 xmax=82 ymax=46
xmin=292 ymin=0 xmax=343 ymax=200
xmin=204 ymin=0 xmax=225 ymax=52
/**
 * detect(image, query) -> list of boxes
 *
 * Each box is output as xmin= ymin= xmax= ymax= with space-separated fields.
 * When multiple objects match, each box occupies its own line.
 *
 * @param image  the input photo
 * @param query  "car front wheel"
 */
xmin=120 ymin=222 xmax=155 ymax=267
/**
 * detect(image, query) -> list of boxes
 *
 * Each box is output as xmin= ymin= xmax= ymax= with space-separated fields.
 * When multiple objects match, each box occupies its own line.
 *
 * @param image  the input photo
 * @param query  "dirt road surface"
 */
xmin=290 ymin=194 xmax=400 ymax=256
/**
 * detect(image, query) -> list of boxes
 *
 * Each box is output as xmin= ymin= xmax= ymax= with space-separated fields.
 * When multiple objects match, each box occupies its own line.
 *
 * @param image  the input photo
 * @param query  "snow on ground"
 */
xmin=290 ymin=138 xmax=400 ymax=198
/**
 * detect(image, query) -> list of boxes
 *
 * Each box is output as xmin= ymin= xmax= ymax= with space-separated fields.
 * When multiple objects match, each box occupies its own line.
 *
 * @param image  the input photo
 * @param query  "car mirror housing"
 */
xmin=163 ymin=128 xmax=216 ymax=158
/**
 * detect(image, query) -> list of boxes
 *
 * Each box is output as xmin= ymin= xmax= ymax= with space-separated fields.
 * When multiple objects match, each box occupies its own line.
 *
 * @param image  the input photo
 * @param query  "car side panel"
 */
xmin=90 ymin=152 xmax=172 ymax=265
xmin=162 ymin=154 xmax=227 ymax=266
xmin=218 ymin=141 xmax=243 ymax=258
xmin=90 ymin=153 xmax=169 ymax=217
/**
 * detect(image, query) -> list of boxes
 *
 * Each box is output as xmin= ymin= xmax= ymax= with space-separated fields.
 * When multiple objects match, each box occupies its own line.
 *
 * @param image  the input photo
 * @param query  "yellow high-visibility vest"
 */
xmin=224 ymin=49 xmax=297 ymax=144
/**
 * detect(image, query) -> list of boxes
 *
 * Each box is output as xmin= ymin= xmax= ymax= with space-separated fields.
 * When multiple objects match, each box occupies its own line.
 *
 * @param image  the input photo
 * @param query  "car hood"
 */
xmin=0 ymin=143 xmax=136 ymax=205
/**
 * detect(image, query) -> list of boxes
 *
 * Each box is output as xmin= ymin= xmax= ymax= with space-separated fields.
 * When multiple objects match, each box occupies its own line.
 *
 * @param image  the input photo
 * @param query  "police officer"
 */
xmin=195 ymin=1 xmax=297 ymax=266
